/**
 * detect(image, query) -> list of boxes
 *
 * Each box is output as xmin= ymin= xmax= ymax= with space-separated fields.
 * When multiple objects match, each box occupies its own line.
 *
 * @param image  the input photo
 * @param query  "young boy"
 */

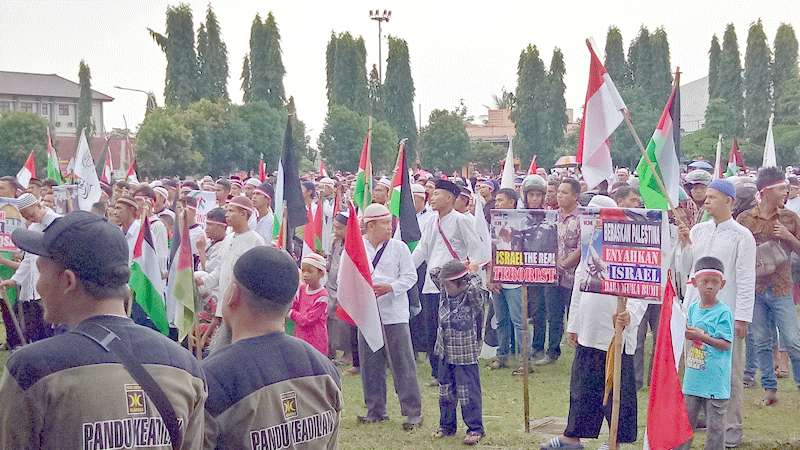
xmin=679 ymin=256 xmax=734 ymax=450
xmin=431 ymin=260 xmax=488 ymax=446
xmin=289 ymin=253 xmax=330 ymax=355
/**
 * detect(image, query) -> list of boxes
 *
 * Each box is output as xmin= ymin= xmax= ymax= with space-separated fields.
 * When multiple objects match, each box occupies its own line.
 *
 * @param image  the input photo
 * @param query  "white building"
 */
xmin=680 ymin=75 xmax=709 ymax=134
xmin=0 ymin=70 xmax=113 ymax=137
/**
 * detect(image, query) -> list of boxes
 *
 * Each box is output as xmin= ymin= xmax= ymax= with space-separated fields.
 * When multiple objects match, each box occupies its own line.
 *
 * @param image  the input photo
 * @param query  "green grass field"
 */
xmin=2 ymin=328 xmax=799 ymax=449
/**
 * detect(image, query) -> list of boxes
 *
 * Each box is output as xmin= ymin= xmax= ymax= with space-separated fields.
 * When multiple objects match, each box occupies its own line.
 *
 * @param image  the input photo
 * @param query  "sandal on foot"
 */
xmin=463 ymin=432 xmax=483 ymax=446
xmin=762 ymin=390 xmax=778 ymax=406
xmin=539 ymin=436 xmax=584 ymax=449
xmin=512 ymin=366 xmax=534 ymax=376
xmin=487 ymin=359 xmax=506 ymax=370
xmin=432 ymin=429 xmax=455 ymax=439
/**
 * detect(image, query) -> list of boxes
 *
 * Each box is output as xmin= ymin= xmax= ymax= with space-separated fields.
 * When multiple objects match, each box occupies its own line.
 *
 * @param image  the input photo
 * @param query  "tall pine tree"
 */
xmin=383 ymin=36 xmax=418 ymax=154
xmin=544 ymin=48 xmax=567 ymax=157
xmin=329 ymin=32 xmax=370 ymax=114
xmin=512 ymin=45 xmax=548 ymax=163
xmin=196 ymin=23 xmax=210 ymax=99
xmin=708 ymin=35 xmax=722 ymax=99
xmin=201 ymin=5 xmax=228 ymax=102
xmin=246 ymin=14 xmax=264 ymax=103
xmin=149 ymin=3 xmax=198 ymax=107
xmin=772 ymin=23 xmax=799 ymax=122
xmin=240 ymin=55 xmax=251 ymax=102
xmin=325 ymin=32 xmax=337 ymax=107
xmin=628 ymin=27 xmax=653 ymax=92
xmin=604 ymin=27 xmax=630 ymax=89
xmin=719 ymin=24 xmax=744 ymax=133
xmin=744 ymin=19 xmax=772 ymax=141
xmin=76 ymin=60 xmax=94 ymax=137
xmin=262 ymin=12 xmax=286 ymax=107
xmin=650 ymin=28 xmax=673 ymax=102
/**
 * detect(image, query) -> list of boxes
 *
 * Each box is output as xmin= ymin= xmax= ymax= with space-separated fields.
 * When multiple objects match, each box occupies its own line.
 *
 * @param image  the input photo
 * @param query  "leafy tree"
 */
xmin=708 ymin=35 xmax=722 ymax=99
xmin=492 ymin=88 xmax=516 ymax=110
xmin=383 ymin=36 xmax=418 ymax=154
xmin=240 ymin=55 xmax=251 ymax=101
xmin=418 ymin=108 xmax=471 ymax=173
xmin=512 ymin=45 xmax=548 ymax=163
xmin=610 ymin=86 xmax=661 ymax=168
xmin=704 ymin=98 xmax=738 ymax=138
xmin=149 ymin=3 xmax=198 ymax=107
xmin=318 ymin=105 xmax=397 ymax=173
xmin=744 ymin=19 xmax=772 ymax=142
xmin=197 ymin=5 xmax=228 ymax=102
xmin=470 ymin=141 xmax=505 ymax=173
xmin=328 ymin=32 xmax=370 ymax=114
xmin=682 ymin=127 xmax=722 ymax=162
xmin=76 ymin=60 xmax=95 ymax=137
xmin=604 ymin=26 xmax=630 ymax=89
xmin=718 ymin=24 xmax=744 ymax=133
xmin=650 ymin=28 xmax=673 ymax=101
xmin=245 ymin=14 xmax=264 ymax=104
xmin=0 ymin=112 xmax=47 ymax=176
xmin=135 ymin=108 xmax=202 ymax=177
xmin=775 ymin=78 xmax=800 ymax=125
xmin=235 ymin=101 xmax=287 ymax=170
xmin=628 ymin=27 xmax=653 ymax=91
xmin=325 ymin=32 xmax=337 ymax=105
xmin=286 ymin=96 xmax=313 ymax=163
xmin=772 ymin=23 xmax=799 ymax=121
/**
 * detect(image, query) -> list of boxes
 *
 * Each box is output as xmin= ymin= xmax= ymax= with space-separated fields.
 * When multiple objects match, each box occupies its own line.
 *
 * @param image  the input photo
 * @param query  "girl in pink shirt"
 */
xmin=289 ymin=253 xmax=329 ymax=355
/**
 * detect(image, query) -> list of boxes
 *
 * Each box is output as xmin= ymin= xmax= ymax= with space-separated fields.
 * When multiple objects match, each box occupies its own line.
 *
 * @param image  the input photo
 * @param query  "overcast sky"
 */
xmin=2 ymin=0 xmax=798 ymax=143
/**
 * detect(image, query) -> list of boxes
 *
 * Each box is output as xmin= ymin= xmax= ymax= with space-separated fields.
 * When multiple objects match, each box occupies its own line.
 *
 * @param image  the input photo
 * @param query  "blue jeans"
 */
xmin=751 ymin=289 xmax=800 ymax=390
xmin=437 ymin=360 xmax=484 ymax=435
xmin=532 ymin=286 xmax=568 ymax=359
xmin=491 ymin=287 xmax=523 ymax=362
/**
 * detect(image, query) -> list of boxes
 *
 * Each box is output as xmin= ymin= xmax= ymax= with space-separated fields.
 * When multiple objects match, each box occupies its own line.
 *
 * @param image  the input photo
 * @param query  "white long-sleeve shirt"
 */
xmin=254 ymin=208 xmax=274 ymax=245
xmin=678 ymin=217 xmax=756 ymax=322
xmin=412 ymin=210 xmax=483 ymax=293
xmin=11 ymin=209 xmax=59 ymax=301
xmin=200 ymin=230 xmax=265 ymax=318
xmin=364 ymin=237 xmax=417 ymax=324
xmin=149 ymin=216 xmax=169 ymax=274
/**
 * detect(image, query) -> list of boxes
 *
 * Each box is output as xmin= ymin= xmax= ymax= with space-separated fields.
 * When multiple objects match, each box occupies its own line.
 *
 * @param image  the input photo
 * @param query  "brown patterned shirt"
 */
xmin=557 ymin=207 xmax=581 ymax=288
xmin=736 ymin=206 xmax=800 ymax=296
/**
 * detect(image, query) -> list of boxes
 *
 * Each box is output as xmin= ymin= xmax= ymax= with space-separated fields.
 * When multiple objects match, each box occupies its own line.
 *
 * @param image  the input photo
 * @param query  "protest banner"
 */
xmin=0 ymin=198 xmax=24 ymax=252
xmin=52 ymin=185 xmax=80 ymax=214
xmin=576 ymin=207 xmax=668 ymax=302
xmin=490 ymin=209 xmax=559 ymax=285
xmin=188 ymin=190 xmax=217 ymax=230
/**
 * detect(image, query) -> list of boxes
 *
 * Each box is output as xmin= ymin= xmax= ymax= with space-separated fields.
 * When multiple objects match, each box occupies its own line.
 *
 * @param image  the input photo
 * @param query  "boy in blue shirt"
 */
xmin=679 ymin=256 xmax=734 ymax=450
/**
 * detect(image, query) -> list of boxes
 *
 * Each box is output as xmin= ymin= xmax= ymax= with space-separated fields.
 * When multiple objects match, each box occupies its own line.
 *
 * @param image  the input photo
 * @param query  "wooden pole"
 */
xmin=521 ymin=286 xmax=530 ymax=433
xmin=608 ymin=296 xmax=628 ymax=450
xmin=1 ymin=290 xmax=27 ymax=346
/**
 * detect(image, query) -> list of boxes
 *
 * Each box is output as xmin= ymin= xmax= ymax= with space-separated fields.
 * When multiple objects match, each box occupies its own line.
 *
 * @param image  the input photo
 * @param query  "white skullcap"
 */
xmin=301 ymin=253 xmax=327 ymax=273
xmin=363 ymin=203 xmax=391 ymax=223
xmin=588 ymin=195 xmax=617 ymax=208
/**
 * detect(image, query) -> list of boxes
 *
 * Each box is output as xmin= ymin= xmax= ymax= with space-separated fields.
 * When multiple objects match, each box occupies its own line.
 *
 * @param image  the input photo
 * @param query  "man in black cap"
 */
xmin=203 ymin=246 xmax=342 ymax=448
xmin=0 ymin=211 xmax=206 ymax=449
xmin=413 ymin=178 xmax=483 ymax=381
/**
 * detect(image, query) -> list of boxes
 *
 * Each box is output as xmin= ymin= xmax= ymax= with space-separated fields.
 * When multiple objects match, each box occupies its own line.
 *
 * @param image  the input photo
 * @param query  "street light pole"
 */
xmin=369 ymin=9 xmax=391 ymax=81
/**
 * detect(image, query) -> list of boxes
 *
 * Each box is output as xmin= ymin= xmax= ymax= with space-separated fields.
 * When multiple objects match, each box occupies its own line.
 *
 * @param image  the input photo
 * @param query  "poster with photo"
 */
xmin=576 ymin=207 xmax=668 ymax=302
xmin=52 ymin=185 xmax=80 ymax=215
xmin=0 ymin=198 xmax=24 ymax=252
xmin=490 ymin=209 xmax=559 ymax=285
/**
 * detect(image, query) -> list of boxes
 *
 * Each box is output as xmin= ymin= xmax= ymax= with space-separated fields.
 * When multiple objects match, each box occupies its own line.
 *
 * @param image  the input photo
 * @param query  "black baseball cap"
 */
xmin=12 ymin=211 xmax=130 ymax=286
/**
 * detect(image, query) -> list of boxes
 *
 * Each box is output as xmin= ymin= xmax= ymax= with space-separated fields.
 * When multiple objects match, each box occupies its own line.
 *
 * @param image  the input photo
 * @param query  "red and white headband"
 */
xmin=694 ymin=268 xmax=724 ymax=280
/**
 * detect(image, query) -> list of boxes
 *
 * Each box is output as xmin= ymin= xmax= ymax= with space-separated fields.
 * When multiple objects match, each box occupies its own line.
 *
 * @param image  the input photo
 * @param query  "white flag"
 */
xmin=500 ymin=138 xmax=515 ymax=189
xmin=73 ymin=129 xmax=101 ymax=211
xmin=712 ymin=134 xmax=723 ymax=180
xmin=763 ymin=114 xmax=777 ymax=168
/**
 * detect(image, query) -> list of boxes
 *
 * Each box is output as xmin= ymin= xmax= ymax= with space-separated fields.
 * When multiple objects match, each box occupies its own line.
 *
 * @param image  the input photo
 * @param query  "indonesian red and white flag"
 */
xmin=576 ymin=39 xmax=627 ymax=190
xmin=16 ymin=151 xmax=36 ymax=188
xmin=100 ymin=147 xmax=113 ymax=184
xmin=527 ymin=155 xmax=538 ymax=175
xmin=319 ymin=159 xmax=329 ymax=178
xmin=258 ymin=153 xmax=266 ymax=182
xmin=644 ymin=274 xmax=692 ymax=449
xmin=127 ymin=159 xmax=139 ymax=184
xmin=336 ymin=201 xmax=384 ymax=352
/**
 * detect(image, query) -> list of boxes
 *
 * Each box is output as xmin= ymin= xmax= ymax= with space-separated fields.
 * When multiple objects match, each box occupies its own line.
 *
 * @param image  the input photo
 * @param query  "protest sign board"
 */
xmin=576 ymin=207 xmax=668 ymax=302
xmin=0 ymin=198 xmax=24 ymax=252
xmin=188 ymin=190 xmax=217 ymax=230
xmin=490 ymin=209 xmax=559 ymax=285
xmin=52 ymin=185 xmax=80 ymax=214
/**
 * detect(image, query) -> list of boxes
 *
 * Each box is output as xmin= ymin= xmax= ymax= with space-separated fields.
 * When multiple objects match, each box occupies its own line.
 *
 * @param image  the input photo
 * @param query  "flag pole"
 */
xmin=0 ymin=288 xmax=27 ymax=346
xmin=361 ymin=117 xmax=373 ymax=219
xmin=608 ymin=296 xmax=628 ymax=450
xmin=521 ymin=286 xmax=531 ymax=433
xmin=623 ymin=69 xmax=680 ymax=213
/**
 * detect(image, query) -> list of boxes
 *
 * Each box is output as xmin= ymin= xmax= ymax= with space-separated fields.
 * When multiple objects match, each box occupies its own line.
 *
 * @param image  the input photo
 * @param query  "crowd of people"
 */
xmin=0 ymin=158 xmax=798 ymax=449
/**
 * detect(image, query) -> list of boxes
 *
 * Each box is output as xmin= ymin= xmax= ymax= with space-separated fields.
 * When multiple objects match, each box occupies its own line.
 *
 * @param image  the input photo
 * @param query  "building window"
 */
xmin=67 ymin=122 xmax=74 ymax=128
xmin=58 ymin=104 xmax=70 ymax=116
xmin=0 ymin=102 xmax=10 ymax=112
xmin=41 ymin=104 xmax=49 ymax=116
xmin=20 ymin=102 xmax=34 ymax=113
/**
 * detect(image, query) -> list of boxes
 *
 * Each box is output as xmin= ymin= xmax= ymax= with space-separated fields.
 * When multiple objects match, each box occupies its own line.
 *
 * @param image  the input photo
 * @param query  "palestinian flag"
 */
xmin=724 ymin=137 xmax=747 ymax=177
xmin=46 ymin=128 xmax=63 ymax=184
xmin=636 ymin=71 xmax=681 ymax=210
xmin=389 ymin=139 xmax=421 ymax=251
xmin=129 ymin=217 xmax=169 ymax=335
xmin=166 ymin=209 xmax=197 ymax=342
xmin=336 ymin=201 xmax=384 ymax=352
xmin=353 ymin=118 xmax=373 ymax=211
xmin=272 ymin=118 xmax=307 ymax=246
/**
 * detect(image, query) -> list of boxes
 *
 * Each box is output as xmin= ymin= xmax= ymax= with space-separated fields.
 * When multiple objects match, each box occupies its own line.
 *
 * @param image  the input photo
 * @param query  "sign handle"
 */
xmin=521 ymin=286 xmax=530 ymax=433
xmin=608 ymin=296 xmax=628 ymax=450
xmin=0 ymin=288 xmax=27 ymax=346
